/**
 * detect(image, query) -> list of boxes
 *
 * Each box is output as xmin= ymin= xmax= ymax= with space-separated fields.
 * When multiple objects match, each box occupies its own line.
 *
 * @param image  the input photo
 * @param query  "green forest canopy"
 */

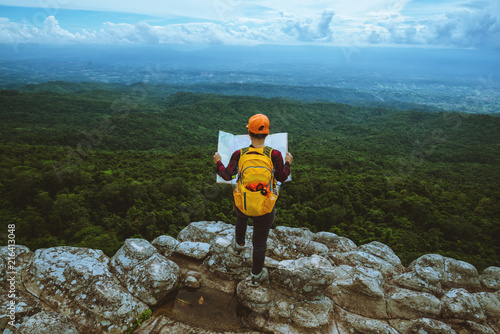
xmin=0 ymin=84 xmax=499 ymax=271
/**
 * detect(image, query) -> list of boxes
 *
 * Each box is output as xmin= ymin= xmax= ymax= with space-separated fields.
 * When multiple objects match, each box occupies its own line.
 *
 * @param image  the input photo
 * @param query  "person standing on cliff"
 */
xmin=213 ymin=114 xmax=293 ymax=286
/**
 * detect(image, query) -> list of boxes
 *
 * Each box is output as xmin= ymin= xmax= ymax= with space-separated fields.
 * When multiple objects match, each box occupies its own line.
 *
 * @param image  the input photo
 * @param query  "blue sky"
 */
xmin=0 ymin=0 xmax=499 ymax=48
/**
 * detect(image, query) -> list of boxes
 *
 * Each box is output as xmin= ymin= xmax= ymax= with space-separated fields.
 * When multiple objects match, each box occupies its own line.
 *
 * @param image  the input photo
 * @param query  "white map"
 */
xmin=216 ymin=131 xmax=291 ymax=184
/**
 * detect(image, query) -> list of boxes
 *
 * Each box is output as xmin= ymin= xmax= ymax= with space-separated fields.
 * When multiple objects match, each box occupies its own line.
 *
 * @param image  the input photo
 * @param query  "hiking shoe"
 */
xmin=250 ymin=267 xmax=268 ymax=287
xmin=231 ymin=236 xmax=245 ymax=254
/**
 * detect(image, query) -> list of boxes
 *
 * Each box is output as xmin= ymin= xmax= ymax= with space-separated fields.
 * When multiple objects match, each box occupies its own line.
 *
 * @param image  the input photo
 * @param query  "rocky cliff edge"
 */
xmin=1 ymin=221 xmax=499 ymax=333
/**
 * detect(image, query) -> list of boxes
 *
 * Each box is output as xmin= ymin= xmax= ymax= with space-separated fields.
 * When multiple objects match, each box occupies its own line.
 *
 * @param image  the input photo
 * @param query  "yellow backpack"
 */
xmin=233 ymin=146 xmax=279 ymax=216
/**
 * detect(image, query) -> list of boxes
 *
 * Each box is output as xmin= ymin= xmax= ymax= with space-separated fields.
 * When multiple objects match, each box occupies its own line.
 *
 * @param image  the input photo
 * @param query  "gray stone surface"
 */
xmin=474 ymin=291 xmax=500 ymax=319
xmin=6 ymin=221 xmax=500 ymax=334
xmin=111 ymin=239 xmax=180 ymax=306
xmin=393 ymin=318 xmax=458 ymax=334
xmin=270 ymin=255 xmax=334 ymax=300
xmin=176 ymin=221 xmax=233 ymax=243
xmin=441 ymin=288 xmax=486 ymax=322
xmin=334 ymin=306 xmax=399 ymax=334
xmin=313 ymin=231 xmax=357 ymax=252
xmin=444 ymin=257 xmax=481 ymax=289
xmin=16 ymin=311 xmax=79 ymax=334
xmin=23 ymin=246 xmax=149 ymax=334
xmin=327 ymin=266 xmax=388 ymax=318
xmin=386 ymin=287 xmax=442 ymax=319
xmin=174 ymin=241 xmax=211 ymax=260
xmin=151 ymin=235 xmax=179 ymax=256
xmin=480 ymin=266 xmax=500 ymax=290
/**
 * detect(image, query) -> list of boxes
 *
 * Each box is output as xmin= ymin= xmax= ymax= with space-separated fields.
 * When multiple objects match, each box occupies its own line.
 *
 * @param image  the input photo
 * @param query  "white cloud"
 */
xmin=0 ymin=16 xmax=79 ymax=44
xmin=331 ymin=0 xmax=500 ymax=48
xmin=0 ymin=0 xmax=498 ymax=48
xmin=0 ymin=11 xmax=338 ymax=45
xmin=428 ymin=1 xmax=500 ymax=48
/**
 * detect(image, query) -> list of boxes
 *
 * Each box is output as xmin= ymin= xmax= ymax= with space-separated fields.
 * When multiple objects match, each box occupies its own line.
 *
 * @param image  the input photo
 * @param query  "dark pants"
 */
xmin=234 ymin=205 xmax=276 ymax=275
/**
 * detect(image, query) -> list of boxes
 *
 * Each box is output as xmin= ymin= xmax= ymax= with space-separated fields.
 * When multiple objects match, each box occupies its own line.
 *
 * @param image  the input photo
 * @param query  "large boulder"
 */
xmin=110 ymin=239 xmax=180 ymax=306
xmin=474 ymin=291 xmax=500 ymax=319
xmin=271 ymin=226 xmax=315 ymax=241
xmin=313 ymin=231 xmax=357 ymax=252
xmin=480 ymin=267 xmax=500 ymax=290
xmin=180 ymin=269 xmax=202 ymax=289
xmin=151 ymin=235 xmax=179 ymax=256
xmin=174 ymin=241 xmax=211 ymax=260
xmin=359 ymin=241 xmax=403 ymax=269
xmin=447 ymin=319 xmax=497 ymax=334
xmin=291 ymin=297 xmax=334 ymax=330
xmin=268 ymin=294 xmax=297 ymax=326
xmin=8 ymin=221 xmax=500 ymax=334
xmin=327 ymin=249 xmax=400 ymax=278
xmin=204 ymin=236 xmax=249 ymax=278
xmin=386 ymin=287 xmax=442 ymax=319
xmin=409 ymin=253 xmax=446 ymax=281
xmin=23 ymin=246 xmax=149 ymax=334
xmin=393 ymin=254 xmax=444 ymax=295
xmin=326 ymin=266 xmax=388 ymax=318
xmin=334 ymin=306 xmax=398 ymax=334
xmin=444 ymin=257 xmax=481 ymax=290
xmin=270 ymin=235 xmax=328 ymax=260
xmin=441 ymin=288 xmax=486 ymax=322
xmin=176 ymin=221 xmax=233 ymax=243
xmin=392 ymin=267 xmax=444 ymax=295
xmin=269 ymin=226 xmax=328 ymax=260
xmin=237 ymin=279 xmax=334 ymax=334
xmin=111 ymin=238 xmax=157 ymax=273
xmin=0 ymin=290 xmax=45 ymax=333
xmin=270 ymin=255 xmax=334 ymax=300
xmin=389 ymin=318 xmax=457 ymax=334
xmin=237 ymin=279 xmax=278 ymax=314
xmin=16 ymin=311 xmax=79 ymax=334
xmin=216 ymin=226 xmax=255 ymax=249
xmin=407 ymin=254 xmax=481 ymax=291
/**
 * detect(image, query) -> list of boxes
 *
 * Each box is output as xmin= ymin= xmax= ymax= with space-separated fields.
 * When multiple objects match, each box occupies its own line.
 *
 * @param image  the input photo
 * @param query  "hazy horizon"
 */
xmin=1 ymin=1 xmax=499 ymax=113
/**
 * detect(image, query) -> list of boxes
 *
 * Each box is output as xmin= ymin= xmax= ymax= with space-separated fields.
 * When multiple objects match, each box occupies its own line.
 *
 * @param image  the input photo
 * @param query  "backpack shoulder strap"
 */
xmin=263 ymin=146 xmax=273 ymax=159
xmin=241 ymin=147 xmax=250 ymax=156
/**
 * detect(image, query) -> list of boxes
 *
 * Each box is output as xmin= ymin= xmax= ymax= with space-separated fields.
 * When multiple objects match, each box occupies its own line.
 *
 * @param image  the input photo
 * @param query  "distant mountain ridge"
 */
xmin=15 ymin=80 xmax=416 ymax=109
xmin=15 ymin=80 xmax=499 ymax=114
